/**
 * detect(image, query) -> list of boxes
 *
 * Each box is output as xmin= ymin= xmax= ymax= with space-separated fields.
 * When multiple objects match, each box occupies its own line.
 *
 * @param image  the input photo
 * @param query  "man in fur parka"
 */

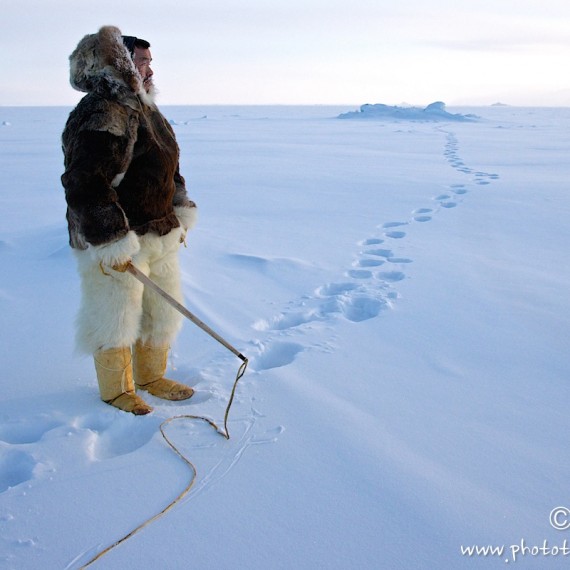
xmin=61 ymin=26 xmax=198 ymax=415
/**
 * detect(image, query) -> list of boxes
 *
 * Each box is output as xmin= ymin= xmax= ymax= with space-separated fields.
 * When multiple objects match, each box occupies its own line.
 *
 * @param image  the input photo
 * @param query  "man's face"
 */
xmin=133 ymin=47 xmax=154 ymax=92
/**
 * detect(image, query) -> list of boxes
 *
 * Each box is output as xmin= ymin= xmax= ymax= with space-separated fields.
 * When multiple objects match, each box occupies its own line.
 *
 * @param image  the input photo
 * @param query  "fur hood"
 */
xmin=69 ymin=25 xmax=144 ymax=99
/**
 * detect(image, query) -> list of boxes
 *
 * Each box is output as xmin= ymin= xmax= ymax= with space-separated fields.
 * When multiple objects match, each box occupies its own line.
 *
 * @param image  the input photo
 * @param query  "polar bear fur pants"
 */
xmin=74 ymin=228 xmax=185 ymax=354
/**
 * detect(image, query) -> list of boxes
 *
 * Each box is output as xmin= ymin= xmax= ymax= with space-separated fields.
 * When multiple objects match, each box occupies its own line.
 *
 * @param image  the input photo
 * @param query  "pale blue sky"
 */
xmin=3 ymin=0 xmax=570 ymax=106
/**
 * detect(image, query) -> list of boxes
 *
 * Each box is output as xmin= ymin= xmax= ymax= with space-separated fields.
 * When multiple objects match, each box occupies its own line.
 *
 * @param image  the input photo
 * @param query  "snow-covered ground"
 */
xmin=1 ymin=104 xmax=569 ymax=569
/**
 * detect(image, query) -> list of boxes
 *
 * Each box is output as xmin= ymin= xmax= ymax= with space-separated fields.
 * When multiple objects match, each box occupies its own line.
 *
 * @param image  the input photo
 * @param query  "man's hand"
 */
xmin=91 ymin=231 xmax=140 ymax=275
xmin=112 ymin=260 xmax=131 ymax=272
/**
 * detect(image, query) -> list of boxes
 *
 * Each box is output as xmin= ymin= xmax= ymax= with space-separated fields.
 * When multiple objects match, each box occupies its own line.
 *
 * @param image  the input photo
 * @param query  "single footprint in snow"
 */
xmin=347 ymin=269 xmax=373 ymax=279
xmin=252 ymin=342 xmax=304 ymax=371
xmin=82 ymin=414 xmax=159 ymax=461
xmin=377 ymin=271 xmax=406 ymax=282
xmin=382 ymin=221 xmax=408 ymax=229
xmin=355 ymin=259 xmax=385 ymax=268
xmin=440 ymin=202 xmax=457 ymax=208
xmin=450 ymin=184 xmax=468 ymax=194
xmin=363 ymin=248 xmax=392 ymax=258
xmin=0 ymin=416 xmax=63 ymax=444
xmin=384 ymin=231 xmax=406 ymax=239
xmin=413 ymin=216 xmax=431 ymax=222
xmin=337 ymin=296 xmax=386 ymax=323
xmin=0 ymin=449 xmax=36 ymax=493
xmin=360 ymin=238 xmax=384 ymax=246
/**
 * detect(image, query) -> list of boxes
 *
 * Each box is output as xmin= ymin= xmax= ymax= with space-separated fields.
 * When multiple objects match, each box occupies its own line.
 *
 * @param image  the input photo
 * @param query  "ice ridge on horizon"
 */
xmin=338 ymin=101 xmax=478 ymax=122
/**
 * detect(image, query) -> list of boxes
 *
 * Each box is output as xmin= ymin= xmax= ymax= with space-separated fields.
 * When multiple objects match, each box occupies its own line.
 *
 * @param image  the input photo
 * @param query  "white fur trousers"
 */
xmin=74 ymin=228 xmax=185 ymax=354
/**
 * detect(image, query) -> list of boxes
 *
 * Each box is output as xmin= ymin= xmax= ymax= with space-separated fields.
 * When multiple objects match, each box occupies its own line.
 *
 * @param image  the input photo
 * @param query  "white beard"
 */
xmin=139 ymin=82 xmax=158 ymax=106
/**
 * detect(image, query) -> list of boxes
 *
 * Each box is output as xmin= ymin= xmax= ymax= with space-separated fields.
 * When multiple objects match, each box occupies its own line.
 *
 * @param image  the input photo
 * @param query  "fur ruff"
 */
xmin=69 ymin=25 xmax=142 ymax=97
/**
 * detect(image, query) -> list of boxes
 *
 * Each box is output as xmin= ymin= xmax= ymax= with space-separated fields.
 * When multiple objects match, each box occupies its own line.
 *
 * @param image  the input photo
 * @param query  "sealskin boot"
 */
xmin=94 ymin=347 xmax=153 ymax=415
xmin=133 ymin=341 xmax=194 ymax=401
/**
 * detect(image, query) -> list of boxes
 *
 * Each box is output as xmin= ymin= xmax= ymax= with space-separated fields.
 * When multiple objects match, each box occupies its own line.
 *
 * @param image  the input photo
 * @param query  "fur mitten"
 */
xmin=89 ymin=230 xmax=140 ymax=269
xmin=174 ymin=205 xmax=198 ymax=232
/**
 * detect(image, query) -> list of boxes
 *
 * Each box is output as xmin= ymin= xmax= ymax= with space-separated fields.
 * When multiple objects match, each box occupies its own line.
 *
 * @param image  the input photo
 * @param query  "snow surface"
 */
xmin=1 ymin=104 xmax=570 ymax=569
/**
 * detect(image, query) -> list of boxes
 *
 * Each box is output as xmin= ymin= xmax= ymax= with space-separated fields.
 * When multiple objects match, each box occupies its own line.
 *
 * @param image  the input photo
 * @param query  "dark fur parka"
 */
xmin=61 ymin=25 xmax=196 ymax=249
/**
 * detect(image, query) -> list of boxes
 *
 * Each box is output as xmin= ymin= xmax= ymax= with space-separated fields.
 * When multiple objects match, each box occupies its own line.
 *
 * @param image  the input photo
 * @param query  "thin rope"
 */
xmin=79 ymin=357 xmax=248 ymax=569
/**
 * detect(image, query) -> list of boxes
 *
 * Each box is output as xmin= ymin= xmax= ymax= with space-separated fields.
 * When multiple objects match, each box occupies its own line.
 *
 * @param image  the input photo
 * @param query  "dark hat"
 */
xmin=122 ymin=35 xmax=138 ymax=56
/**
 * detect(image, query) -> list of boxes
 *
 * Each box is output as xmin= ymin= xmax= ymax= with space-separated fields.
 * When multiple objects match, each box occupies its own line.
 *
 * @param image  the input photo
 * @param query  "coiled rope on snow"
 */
xmin=80 ymin=357 xmax=248 ymax=568
xmin=78 ymin=262 xmax=249 ymax=568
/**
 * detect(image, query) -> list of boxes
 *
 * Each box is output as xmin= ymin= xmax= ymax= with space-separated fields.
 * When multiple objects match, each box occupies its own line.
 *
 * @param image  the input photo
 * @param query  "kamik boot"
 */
xmin=94 ymin=347 xmax=153 ymax=415
xmin=133 ymin=340 xmax=194 ymax=401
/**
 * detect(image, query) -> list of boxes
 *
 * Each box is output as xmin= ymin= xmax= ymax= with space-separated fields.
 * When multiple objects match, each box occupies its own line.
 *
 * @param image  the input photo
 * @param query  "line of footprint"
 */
xmin=0 ymin=126 xmax=501 ymax=521
xmin=250 ymin=127 xmax=500 ymax=371
xmin=0 ymin=124 xmax=503 ymax=567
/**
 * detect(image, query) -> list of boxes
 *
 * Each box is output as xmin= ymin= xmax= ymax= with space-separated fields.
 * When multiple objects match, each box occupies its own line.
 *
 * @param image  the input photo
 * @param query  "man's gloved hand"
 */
xmin=111 ymin=260 xmax=131 ymax=272
xmin=90 ymin=231 xmax=140 ymax=275
xmin=174 ymin=205 xmax=197 ymax=248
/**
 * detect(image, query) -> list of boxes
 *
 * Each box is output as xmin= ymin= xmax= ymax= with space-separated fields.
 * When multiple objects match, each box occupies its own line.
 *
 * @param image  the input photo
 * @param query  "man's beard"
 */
xmin=140 ymin=79 xmax=157 ymax=105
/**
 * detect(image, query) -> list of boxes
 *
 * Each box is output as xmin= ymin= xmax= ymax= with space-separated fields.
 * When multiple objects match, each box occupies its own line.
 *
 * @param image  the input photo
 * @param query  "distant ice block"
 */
xmin=338 ymin=101 xmax=478 ymax=122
